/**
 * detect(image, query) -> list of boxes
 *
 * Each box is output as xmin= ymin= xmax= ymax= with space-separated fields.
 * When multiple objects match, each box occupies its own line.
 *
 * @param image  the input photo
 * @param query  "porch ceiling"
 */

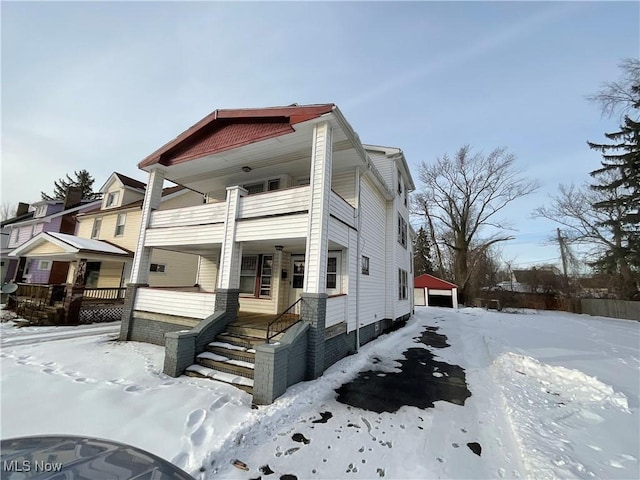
xmin=154 ymin=118 xmax=364 ymax=195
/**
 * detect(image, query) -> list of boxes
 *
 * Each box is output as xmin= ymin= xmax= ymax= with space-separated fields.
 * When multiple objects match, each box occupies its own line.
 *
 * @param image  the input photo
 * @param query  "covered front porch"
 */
xmin=7 ymin=231 xmax=133 ymax=324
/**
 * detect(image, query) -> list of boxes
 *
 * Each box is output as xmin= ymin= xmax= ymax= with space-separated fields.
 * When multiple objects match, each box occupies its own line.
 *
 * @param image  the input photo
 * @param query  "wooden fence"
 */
xmin=580 ymin=299 xmax=640 ymax=321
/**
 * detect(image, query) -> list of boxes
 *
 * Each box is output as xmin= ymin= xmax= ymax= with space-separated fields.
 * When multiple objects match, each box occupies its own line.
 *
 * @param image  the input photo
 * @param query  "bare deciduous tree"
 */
xmin=0 ymin=202 xmax=16 ymax=221
xmin=413 ymin=145 xmax=538 ymax=304
xmin=586 ymin=57 xmax=639 ymax=120
xmin=533 ymin=173 xmax=638 ymax=299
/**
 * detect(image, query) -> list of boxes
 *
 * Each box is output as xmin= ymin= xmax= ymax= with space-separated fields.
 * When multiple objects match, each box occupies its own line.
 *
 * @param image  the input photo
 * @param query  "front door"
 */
xmin=289 ymin=255 xmax=305 ymax=312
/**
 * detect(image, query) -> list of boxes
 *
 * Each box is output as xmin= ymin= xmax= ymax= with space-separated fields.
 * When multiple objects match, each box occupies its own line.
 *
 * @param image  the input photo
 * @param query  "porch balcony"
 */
xmin=144 ymin=186 xmax=356 ymax=249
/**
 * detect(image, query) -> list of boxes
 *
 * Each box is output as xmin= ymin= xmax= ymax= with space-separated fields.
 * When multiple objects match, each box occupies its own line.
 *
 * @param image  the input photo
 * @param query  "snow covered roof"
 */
xmin=414 ymin=274 xmax=457 ymax=290
xmin=8 ymin=231 xmax=132 ymax=259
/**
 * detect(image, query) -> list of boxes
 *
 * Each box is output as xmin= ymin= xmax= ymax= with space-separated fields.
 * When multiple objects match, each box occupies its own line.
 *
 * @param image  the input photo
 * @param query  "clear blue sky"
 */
xmin=2 ymin=1 xmax=638 ymax=268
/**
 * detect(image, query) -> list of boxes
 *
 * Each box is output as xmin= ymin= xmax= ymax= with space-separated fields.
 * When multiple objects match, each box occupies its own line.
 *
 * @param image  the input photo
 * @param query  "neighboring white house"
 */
xmin=120 ymin=103 xmax=416 ymax=403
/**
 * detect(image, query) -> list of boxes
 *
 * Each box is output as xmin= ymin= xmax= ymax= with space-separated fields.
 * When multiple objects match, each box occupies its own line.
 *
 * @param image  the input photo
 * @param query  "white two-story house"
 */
xmin=120 ymin=103 xmax=415 ymax=403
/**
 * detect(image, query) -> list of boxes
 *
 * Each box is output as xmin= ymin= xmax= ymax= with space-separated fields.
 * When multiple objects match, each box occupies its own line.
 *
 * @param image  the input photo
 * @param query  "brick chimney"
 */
xmin=16 ymin=202 xmax=30 ymax=217
xmin=63 ymin=186 xmax=83 ymax=210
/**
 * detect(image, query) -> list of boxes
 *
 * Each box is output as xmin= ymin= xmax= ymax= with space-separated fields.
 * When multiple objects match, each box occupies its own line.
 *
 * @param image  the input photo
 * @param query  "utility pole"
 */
xmin=557 ymin=228 xmax=569 ymax=288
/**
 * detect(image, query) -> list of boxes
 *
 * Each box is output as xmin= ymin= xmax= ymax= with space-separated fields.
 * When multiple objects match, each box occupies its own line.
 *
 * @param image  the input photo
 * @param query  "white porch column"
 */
xmin=304 ymin=121 xmax=333 ymax=294
xmin=130 ymin=168 xmax=165 ymax=284
xmin=217 ymin=186 xmax=247 ymax=290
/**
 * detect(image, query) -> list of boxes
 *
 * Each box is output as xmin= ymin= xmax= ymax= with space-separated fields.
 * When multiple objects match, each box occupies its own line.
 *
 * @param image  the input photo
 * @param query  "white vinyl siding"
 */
xmin=355 ymin=176 xmax=387 ymax=331
xmin=331 ymin=171 xmax=356 ymax=205
xmin=134 ymin=288 xmax=216 ymax=319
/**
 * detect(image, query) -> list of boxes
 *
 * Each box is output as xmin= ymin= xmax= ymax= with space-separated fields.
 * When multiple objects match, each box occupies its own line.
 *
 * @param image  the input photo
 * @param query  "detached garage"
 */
xmin=414 ymin=274 xmax=458 ymax=308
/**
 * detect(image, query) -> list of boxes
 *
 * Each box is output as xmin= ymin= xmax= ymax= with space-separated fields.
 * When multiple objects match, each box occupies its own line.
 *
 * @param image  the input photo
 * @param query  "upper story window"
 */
xmin=397 ymin=169 xmax=403 ymax=195
xmin=30 ymin=224 xmax=37 ymax=238
xmin=150 ymin=263 xmax=166 ymax=273
xmin=91 ymin=218 xmax=102 ymax=239
xmin=361 ymin=255 xmax=370 ymax=275
xmin=35 ymin=205 xmax=47 ymax=217
xmin=114 ymin=213 xmax=126 ymax=236
xmin=404 ymin=188 xmax=408 ymax=208
xmin=11 ymin=229 xmax=19 ymax=245
xmin=105 ymin=192 xmax=119 ymax=208
xmin=397 ymin=213 xmax=407 ymax=248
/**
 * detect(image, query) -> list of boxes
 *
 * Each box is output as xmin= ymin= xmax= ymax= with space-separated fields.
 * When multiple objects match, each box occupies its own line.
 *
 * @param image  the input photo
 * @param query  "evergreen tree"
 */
xmin=41 ymin=170 xmax=102 ymax=201
xmin=413 ymin=226 xmax=435 ymax=276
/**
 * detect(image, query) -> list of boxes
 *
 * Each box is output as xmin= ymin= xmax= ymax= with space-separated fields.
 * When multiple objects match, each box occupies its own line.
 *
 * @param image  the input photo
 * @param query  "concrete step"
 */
xmin=226 ymin=324 xmax=269 ymax=339
xmin=196 ymin=351 xmax=254 ymax=379
xmin=185 ymin=364 xmax=253 ymax=394
xmin=207 ymin=342 xmax=256 ymax=364
xmin=217 ymin=332 xmax=267 ymax=348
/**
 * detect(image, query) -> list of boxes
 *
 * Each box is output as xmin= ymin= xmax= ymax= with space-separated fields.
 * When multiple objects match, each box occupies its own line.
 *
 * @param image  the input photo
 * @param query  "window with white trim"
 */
xmin=326 ymin=257 xmax=338 ymax=289
xmin=397 ymin=213 xmax=407 ymax=248
xmin=106 ymin=192 xmax=119 ymax=207
xmin=11 ymin=229 xmax=19 ymax=245
xmin=243 ymin=178 xmax=282 ymax=195
xmin=30 ymin=224 xmax=37 ymax=238
xmin=115 ymin=213 xmax=126 ymax=236
xmin=240 ymin=255 xmax=258 ymax=294
xmin=361 ymin=255 xmax=370 ymax=275
xmin=398 ymin=268 xmax=408 ymax=300
xmin=397 ymin=169 xmax=402 ymax=195
xmin=91 ymin=218 xmax=102 ymax=239
xmin=38 ymin=260 xmax=51 ymax=270
xmin=150 ymin=263 xmax=166 ymax=273
xmin=259 ymin=255 xmax=273 ymax=297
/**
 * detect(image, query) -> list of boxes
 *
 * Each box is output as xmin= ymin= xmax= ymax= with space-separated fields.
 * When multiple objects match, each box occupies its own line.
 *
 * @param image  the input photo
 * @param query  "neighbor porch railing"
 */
xmin=266 ymin=297 xmax=304 ymax=343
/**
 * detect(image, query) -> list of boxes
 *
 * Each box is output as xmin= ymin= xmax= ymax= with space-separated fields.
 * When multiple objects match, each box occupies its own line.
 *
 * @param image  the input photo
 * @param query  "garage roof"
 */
xmin=414 ymin=274 xmax=457 ymax=290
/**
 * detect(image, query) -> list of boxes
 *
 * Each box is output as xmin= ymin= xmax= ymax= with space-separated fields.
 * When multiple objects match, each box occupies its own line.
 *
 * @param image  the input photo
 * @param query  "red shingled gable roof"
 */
xmin=414 ymin=274 xmax=457 ymax=289
xmin=138 ymin=104 xmax=335 ymax=169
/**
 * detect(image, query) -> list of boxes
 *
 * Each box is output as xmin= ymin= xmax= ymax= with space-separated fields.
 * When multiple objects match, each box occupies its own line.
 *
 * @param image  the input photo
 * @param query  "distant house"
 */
xmin=119 ymin=103 xmax=416 ymax=403
xmin=2 ymin=188 xmax=101 ymax=285
xmin=414 ymin=274 xmax=458 ymax=308
xmin=9 ymin=173 xmax=203 ymax=290
xmin=512 ymin=267 xmax=562 ymax=294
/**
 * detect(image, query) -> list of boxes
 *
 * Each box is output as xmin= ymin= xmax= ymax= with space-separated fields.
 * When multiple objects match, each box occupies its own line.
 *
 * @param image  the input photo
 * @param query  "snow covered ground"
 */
xmin=1 ymin=307 xmax=638 ymax=479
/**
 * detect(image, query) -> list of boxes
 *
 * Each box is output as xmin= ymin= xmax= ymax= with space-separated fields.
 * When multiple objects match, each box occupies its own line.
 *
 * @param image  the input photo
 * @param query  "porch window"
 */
xmin=243 ymin=183 xmax=265 ymax=195
xmin=397 ymin=213 xmax=407 ymax=248
xmin=150 ymin=263 xmax=166 ymax=273
xmin=91 ymin=218 xmax=102 ymax=239
xmin=398 ymin=268 xmax=408 ymax=300
xmin=115 ymin=213 xmax=126 ymax=236
xmin=38 ymin=260 xmax=51 ymax=270
xmin=268 ymin=179 xmax=280 ymax=191
xmin=259 ymin=255 xmax=273 ymax=297
xmin=240 ymin=255 xmax=258 ymax=294
xmin=292 ymin=258 xmax=305 ymax=288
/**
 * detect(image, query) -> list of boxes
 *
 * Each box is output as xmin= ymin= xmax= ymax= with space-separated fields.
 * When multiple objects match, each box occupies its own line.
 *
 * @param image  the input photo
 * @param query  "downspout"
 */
xmin=355 ymin=166 xmax=365 ymax=352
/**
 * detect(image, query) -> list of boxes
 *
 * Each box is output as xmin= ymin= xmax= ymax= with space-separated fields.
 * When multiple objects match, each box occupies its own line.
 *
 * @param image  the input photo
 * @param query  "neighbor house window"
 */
xmin=106 ymin=192 xmax=119 ymax=207
xmin=91 ymin=218 xmax=102 ymax=239
xmin=240 ymin=255 xmax=258 ymax=294
xmin=35 ymin=205 xmax=47 ymax=217
xmin=397 ymin=213 xmax=407 ymax=248
xmin=150 ymin=263 xmax=166 ymax=273
xmin=259 ymin=255 xmax=273 ymax=297
xmin=30 ymin=224 xmax=37 ymax=238
xmin=398 ymin=268 xmax=408 ymax=300
xmin=38 ymin=260 xmax=51 ymax=270
xmin=361 ymin=256 xmax=370 ymax=275
xmin=115 ymin=213 xmax=126 ymax=236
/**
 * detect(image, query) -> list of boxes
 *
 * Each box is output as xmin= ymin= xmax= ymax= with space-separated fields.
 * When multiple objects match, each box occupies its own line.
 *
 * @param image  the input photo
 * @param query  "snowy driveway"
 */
xmin=1 ymin=308 xmax=638 ymax=479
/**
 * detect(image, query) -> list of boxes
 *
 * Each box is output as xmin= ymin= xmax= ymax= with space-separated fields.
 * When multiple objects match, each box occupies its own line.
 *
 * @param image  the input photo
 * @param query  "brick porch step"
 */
xmin=207 ymin=341 xmax=256 ymax=363
xmin=195 ymin=351 xmax=254 ymax=379
xmin=216 ymin=332 xmax=267 ymax=348
xmin=184 ymin=364 xmax=253 ymax=394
